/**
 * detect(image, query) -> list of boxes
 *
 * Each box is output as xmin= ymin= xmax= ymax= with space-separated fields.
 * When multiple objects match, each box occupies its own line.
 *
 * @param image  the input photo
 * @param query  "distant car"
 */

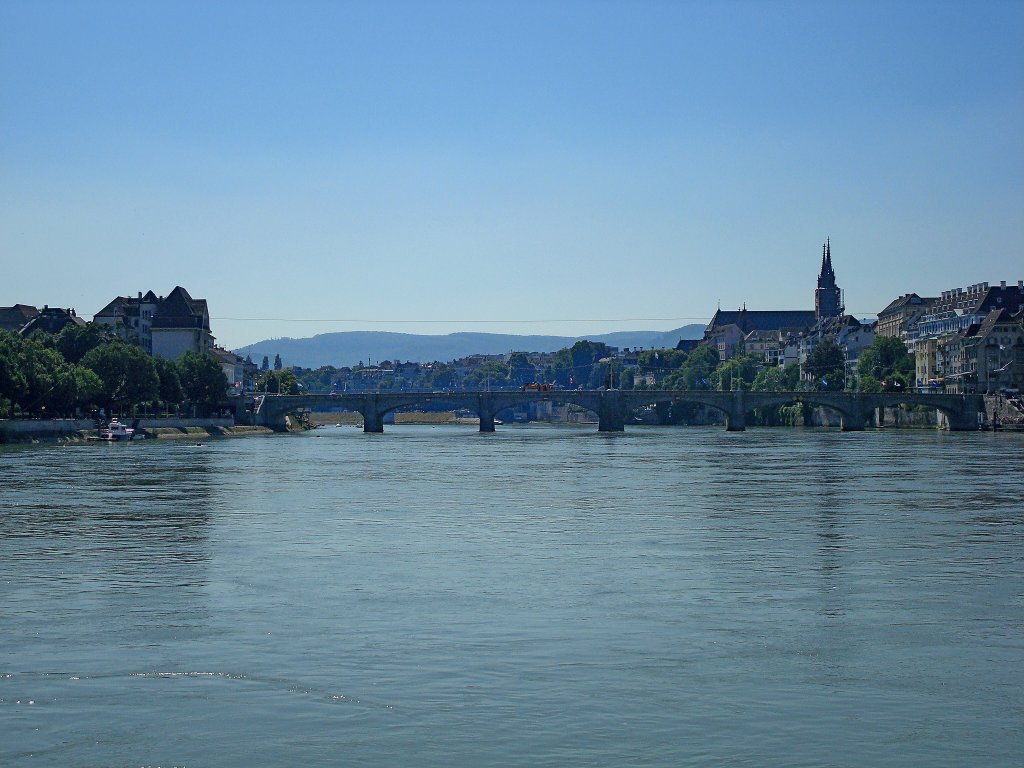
xmin=522 ymin=382 xmax=554 ymax=392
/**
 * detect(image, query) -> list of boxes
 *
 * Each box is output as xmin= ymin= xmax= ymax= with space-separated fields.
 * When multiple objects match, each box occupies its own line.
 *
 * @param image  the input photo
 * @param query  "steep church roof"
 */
xmin=706 ymin=308 xmax=817 ymax=335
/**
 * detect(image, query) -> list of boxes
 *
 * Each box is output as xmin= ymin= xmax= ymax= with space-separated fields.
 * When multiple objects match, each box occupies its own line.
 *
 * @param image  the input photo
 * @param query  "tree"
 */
xmin=81 ymin=341 xmax=160 ymax=411
xmin=803 ymin=338 xmax=846 ymax=390
xmin=256 ymin=369 xmax=299 ymax=394
xmin=857 ymin=336 xmax=915 ymax=391
xmin=663 ymin=345 xmax=718 ymax=390
xmin=752 ymin=364 xmax=800 ymax=392
xmin=0 ymin=331 xmax=29 ymax=414
xmin=273 ymin=354 xmax=282 ymax=371
xmin=637 ymin=348 xmax=688 ymax=374
xmin=709 ymin=354 xmax=759 ymax=391
xmin=179 ymin=351 xmax=229 ymax=406
xmin=55 ymin=322 xmax=111 ymax=364
xmin=153 ymin=356 xmax=184 ymax=407
xmin=261 ymin=355 xmax=270 ymax=371
xmin=506 ymin=352 xmax=534 ymax=386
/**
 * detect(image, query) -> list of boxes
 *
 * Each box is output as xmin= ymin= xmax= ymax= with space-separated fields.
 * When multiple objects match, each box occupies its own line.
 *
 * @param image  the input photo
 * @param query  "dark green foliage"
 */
xmin=857 ymin=336 xmax=915 ymax=391
xmin=803 ymin=338 xmax=846 ymax=390
xmin=662 ymin=345 xmax=718 ymax=390
xmin=709 ymin=354 xmax=759 ymax=391
xmin=55 ymin=322 xmax=112 ymax=364
xmin=179 ymin=351 xmax=229 ymax=405
xmin=81 ymin=341 xmax=160 ymax=411
xmin=256 ymin=369 xmax=299 ymax=395
xmin=751 ymin=364 xmax=800 ymax=392
xmin=153 ymin=356 xmax=184 ymax=405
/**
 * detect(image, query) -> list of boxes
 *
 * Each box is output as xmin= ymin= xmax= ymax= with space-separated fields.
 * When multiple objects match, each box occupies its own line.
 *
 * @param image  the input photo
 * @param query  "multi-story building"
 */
xmin=150 ymin=287 xmax=213 ymax=360
xmin=911 ymin=281 xmax=1024 ymax=340
xmin=876 ymin=293 xmax=935 ymax=339
xmin=908 ymin=280 xmax=1024 ymax=390
xmin=93 ymin=291 xmax=161 ymax=353
xmin=94 ymin=286 xmax=213 ymax=360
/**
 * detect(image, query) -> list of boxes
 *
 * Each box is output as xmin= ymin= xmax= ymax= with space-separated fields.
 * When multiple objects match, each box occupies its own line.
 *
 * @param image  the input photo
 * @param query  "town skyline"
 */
xmin=2 ymin=2 xmax=1022 ymax=350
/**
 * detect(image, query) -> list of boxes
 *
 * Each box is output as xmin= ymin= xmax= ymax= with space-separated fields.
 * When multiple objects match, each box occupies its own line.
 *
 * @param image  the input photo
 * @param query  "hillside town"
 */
xmin=2 ymin=242 xmax=1023 ymax=428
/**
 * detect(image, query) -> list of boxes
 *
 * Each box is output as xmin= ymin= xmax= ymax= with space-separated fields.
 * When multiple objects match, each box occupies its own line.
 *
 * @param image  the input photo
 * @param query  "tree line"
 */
xmin=0 ymin=324 xmax=229 ymax=419
xmin=278 ymin=336 xmax=915 ymax=396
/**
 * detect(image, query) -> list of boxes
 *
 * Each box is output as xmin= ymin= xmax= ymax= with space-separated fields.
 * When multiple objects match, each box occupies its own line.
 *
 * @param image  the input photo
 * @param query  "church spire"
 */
xmin=815 ymin=237 xmax=842 ymax=320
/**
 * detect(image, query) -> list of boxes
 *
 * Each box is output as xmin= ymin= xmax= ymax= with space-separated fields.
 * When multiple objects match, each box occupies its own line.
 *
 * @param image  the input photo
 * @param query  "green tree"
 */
xmin=751 ymin=364 xmax=800 ymax=392
xmin=273 ymin=354 xmax=282 ymax=371
xmin=179 ymin=351 xmax=229 ymax=406
xmin=153 ymin=356 xmax=184 ymax=407
xmin=464 ymin=360 xmax=512 ymax=390
xmin=81 ymin=341 xmax=160 ymax=412
xmin=256 ymin=369 xmax=299 ymax=395
xmin=72 ymin=366 xmax=104 ymax=411
xmin=636 ymin=348 xmax=688 ymax=374
xmin=709 ymin=354 xmax=759 ymax=390
xmin=803 ymin=338 xmax=846 ymax=390
xmin=506 ymin=352 xmax=535 ymax=386
xmin=0 ymin=331 xmax=29 ymax=414
xmin=55 ymin=322 xmax=111 ymax=364
xmin=662 ymin=345 xmax=718 ymax=390
xmin=856 ymin=336 xmax=915 ymax=391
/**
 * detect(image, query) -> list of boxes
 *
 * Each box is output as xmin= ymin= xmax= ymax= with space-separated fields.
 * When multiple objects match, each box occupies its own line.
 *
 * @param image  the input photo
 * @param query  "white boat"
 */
xmin=91 ymin=418 xmax=136 ymax=441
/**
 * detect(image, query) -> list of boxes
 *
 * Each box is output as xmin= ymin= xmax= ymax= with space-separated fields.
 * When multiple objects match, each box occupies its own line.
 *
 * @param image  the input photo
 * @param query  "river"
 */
xmin=2 ymin=425 xmax=1022 ymax=766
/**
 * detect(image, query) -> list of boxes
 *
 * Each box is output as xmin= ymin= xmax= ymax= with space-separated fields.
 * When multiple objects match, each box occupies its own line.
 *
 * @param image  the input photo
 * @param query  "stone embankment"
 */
xmin=983 ymin=394 xmax=1024 ymax=431
xmin=0 ymin=418 xmax=273 ymax=444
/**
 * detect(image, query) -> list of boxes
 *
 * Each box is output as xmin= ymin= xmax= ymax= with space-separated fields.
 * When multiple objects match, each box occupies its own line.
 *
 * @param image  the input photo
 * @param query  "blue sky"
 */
xmin=2 ymin=0 xmax=1022 ymax=350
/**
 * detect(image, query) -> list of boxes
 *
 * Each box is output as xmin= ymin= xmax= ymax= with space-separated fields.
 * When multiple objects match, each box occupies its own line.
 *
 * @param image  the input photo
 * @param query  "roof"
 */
xmin=20 ymin=307 xmax=86 ymax=335
xmin=706 ymin=308 xmax=817 ymax=336
xmin=934 ymin=283 xmax=1024 ymax=316
xmin=878 ymin=293 xmax=935 ymax=316
xmin=0 ymin=304 xmax=40 ymax=333
xmin=151 ymin=286 xmax=211 ymax=330
xmin=976 ymin=308 xmax=1019 ymax=340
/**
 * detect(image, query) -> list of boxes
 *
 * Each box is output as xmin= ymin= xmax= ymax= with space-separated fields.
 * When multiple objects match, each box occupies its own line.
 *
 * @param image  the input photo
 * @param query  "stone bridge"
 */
xmin=250 ymin=390 xmax=985 ymax=433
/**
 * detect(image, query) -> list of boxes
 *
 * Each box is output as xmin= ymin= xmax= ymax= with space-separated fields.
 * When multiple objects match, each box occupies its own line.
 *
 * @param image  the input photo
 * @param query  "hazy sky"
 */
xmin=2 ymin=1 xmax=1022 ymax=349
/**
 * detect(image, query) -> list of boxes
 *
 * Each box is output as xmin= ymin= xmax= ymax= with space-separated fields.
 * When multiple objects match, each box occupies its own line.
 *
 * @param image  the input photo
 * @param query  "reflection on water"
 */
xmin=1 ymin=427 xmax=1022 ymax=767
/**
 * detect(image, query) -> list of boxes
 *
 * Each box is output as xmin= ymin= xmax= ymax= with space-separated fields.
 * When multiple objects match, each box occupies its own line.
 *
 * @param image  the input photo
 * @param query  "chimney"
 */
xmin=1000 ymin=281 xmax=1006 ymax=288
xmin=138 ymin=292 xmax=142 ymax=300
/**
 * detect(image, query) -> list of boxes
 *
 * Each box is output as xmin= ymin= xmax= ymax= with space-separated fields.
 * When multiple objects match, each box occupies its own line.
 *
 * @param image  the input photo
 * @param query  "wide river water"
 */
xmin=2 ymin=424 xmax=1022 ymax=766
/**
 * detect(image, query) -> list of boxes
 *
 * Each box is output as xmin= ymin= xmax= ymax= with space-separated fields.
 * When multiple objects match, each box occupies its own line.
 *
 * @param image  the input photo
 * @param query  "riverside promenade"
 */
xmin=252 ymin=390 xmax=985 ymax=433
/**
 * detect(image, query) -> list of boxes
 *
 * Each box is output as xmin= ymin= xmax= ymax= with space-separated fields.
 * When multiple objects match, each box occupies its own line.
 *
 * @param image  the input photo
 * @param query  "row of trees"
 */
xmin=0 ymin=324 xmax=229 ymax=418
xmin=279 ymin=335 xmax=915 ymax=397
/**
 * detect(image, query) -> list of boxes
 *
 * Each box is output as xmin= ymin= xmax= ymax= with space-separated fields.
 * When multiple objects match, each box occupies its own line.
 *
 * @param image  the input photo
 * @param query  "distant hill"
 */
xmin=234 ymin=325 xmax=706 ymax=369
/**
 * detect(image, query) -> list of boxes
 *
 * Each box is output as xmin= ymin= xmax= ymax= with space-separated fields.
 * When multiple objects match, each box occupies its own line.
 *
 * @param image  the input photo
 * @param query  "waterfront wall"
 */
xmin=0 ymin=417 xmax=237 ymax=443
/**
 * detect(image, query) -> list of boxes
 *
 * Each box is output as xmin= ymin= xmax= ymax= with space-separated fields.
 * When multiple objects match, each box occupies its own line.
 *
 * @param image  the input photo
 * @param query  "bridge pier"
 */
xmin=840 ymin=414 xmax=865 ymax=431
xmin=598 ymin=390 xmax=626 ymax=432
xmin=725 ymin=390 xmax=746 ymax=431
xmin=478 ymin=394 xmax=496 ymax=432
xmin=838 ymin=396 xmax=866 ymax=431
xmin=945 ymin=395 xmax=984 ymax=431
xmin=359 ymin=395 xmax=386 ymax=433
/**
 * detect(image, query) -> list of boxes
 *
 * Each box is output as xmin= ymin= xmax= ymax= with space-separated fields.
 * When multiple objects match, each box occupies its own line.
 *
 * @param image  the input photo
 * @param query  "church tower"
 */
xmin=815 ymin=238 xmax=843 ymax=320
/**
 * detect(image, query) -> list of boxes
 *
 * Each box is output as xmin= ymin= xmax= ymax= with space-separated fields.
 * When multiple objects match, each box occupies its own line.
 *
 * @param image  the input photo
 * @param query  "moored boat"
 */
xmin=89 ymin=418 xmax=137 ymax=441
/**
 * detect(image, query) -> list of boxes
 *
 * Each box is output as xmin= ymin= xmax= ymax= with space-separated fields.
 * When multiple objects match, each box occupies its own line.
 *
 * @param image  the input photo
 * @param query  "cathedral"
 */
xmin=815 ymin=238 xmax=843 ymax=320
xmin=701 ymin=240 xmax=846 ymax=357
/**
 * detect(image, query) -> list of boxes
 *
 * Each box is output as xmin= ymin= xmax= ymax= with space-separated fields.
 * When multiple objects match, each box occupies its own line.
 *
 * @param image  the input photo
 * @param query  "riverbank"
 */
xmin=0 ymin=418 xmax=274 ymax=444
xmin=310 ymin=410 xmax=470 ymax=427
